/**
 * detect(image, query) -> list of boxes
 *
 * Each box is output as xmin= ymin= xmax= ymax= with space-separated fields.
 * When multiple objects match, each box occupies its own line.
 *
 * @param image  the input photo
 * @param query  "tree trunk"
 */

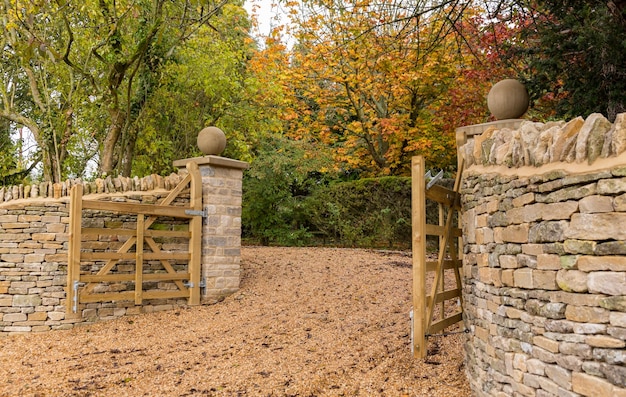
xmin=120 ymin=126 xmax=137 ymax=177
xmin=100 ymin=107 xmax=126 ymax=175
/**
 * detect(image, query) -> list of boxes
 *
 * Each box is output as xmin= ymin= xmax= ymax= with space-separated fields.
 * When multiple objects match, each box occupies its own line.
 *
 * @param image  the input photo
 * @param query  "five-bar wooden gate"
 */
xmin=66 ymin=162 xmax=203 ymax=316
xmin=411 ymin=156 xmax=464 ymax=358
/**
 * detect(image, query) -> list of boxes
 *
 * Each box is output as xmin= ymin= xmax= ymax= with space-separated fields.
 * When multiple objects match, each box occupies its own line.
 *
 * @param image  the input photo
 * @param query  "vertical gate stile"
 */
xmin=411 ymin=156 xmax=427 ymax=358
xmin=438 ymin=202 xmax=444 ymax=324
xmin=187 ymin=161 xmax=202 ymax=305
xmin=67 ymin=184 xmax=83 ymax=316
xmin=135 ymin=214 xmax=144 ymax=305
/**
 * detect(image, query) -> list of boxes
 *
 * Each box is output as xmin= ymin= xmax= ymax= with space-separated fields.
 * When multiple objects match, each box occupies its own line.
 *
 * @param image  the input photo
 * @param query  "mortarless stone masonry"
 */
xmin=459 ymin=113 xmax=626 ymax=397
xmin=0 ymin=155 xmax=246 ymax=333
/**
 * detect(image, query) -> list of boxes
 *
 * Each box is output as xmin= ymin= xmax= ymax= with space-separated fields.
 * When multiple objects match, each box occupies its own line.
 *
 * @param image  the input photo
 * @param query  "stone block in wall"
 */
xmin=579 ymin=195 xmax=614 ymax=213
xmin=503 ymin=224 xmax=530 ymax=243
xmin=501 ymin=269 xmax=514 ymax=286
xmin=551 ymin=117 xmax=584 ymax=161
xmin=610 ymin=113 xmax=626 ymax=155
xmin=596 ymin=241 xmax=626 ymax=255
xmin=567 ymin=213 xmax=626 ymax=240
xmin=512 ymin=192 xmax=535 ymax=208
xmin=577 ymin=256 xmax=626 ymax=271
xmin=610 ymin=193 xmax=626 ymax=211
xmin=529 ymin=221 xmax=569 ymax=243
xmin=537 ymin=254 xmax=561 ymax=270
xmin=588 ymin=272 xmax=626 ymax=295
xmin=565 ymin=305 xmax=610 ymax=323
xmin=573 ymin=372 xmax=616 ymax=397
xmin=556 ymin=354 xmax=583 ymax=372
xmin=507 ymin=203 xmax=545 ymax=224
xmin=538 ymin=182 xmax=598 ymax=204
xmin=543 ymin=201 xmax=579 ymax=221
xmin=556 ymin=269 xmax=589 ymax=292
xmin=564 ymin=239 xmax=597 ymax=255
xmin=499 ymin=255 xmax=518 ymax=269
xmin=597 ymin=177 xmax=626 ymax=195
xmin=533 ymin=335 xmax=560 ymax=353
xmin=577 ymin=113 xmax=612 ymax=164
xmin=587 ymin=335 xmax=626 ymax=349
xmin=533 ymin=270 xmax=558 ymax=290
xmin=12 ymin=295 xmax=41 ymax=307
xmin=514 ymin=268 xmax=534 ymax=288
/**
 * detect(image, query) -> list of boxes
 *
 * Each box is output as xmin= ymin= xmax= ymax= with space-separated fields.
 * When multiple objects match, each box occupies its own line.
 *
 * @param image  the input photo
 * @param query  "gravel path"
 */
xmin=0 ymin=246 xmax=470 ymax=396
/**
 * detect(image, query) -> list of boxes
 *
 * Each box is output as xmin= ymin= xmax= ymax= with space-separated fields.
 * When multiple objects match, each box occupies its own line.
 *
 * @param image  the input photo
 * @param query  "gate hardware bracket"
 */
xmin=72 ymin=281 xmax=86 ymax=313
xmin=184 ymin=279 xmax=206 ymax=289
xmin=425 ymin=169 xmax=444 ymax=189
xmin=185 ymin=207 xmax=208 ymax=218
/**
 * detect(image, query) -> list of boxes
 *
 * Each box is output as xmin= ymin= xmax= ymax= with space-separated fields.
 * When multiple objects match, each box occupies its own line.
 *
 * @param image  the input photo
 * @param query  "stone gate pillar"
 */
xmin=173 ymin=155 xmax=248 ymax=303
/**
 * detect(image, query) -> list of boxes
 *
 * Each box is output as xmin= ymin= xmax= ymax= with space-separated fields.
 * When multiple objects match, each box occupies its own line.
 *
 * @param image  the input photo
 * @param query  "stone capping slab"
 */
xmin=464 ymin=149 xmax=626 ymax=178
xmin=173 ymin=155 xmax=249 ymax=170
xmin=458 ymin=113 xmax=626 ymax=170
xmin=456 ymin=119 xmax=525 ymax=143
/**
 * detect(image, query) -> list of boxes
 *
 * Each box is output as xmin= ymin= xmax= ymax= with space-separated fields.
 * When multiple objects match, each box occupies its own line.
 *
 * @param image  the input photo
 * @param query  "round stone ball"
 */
xmin=197 ymin=126 xmax=226 ymax=155
xmin=487 ymin=79 xmax=530 ymax=120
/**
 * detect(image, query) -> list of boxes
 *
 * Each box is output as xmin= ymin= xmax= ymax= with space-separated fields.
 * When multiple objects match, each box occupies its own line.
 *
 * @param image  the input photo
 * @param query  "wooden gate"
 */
xmin=66 ymin=162 xmax=203 ymax=316
xmin=411 ymin=156 xmax=464 ymax=358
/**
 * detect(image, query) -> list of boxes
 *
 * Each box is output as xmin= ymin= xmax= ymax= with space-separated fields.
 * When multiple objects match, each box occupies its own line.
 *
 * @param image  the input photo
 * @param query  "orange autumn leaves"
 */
xmin=247 ymin=1 xmax=522 ymax=176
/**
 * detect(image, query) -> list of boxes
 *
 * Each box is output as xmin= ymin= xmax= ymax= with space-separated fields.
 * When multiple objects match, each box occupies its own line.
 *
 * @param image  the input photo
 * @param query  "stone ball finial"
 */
xmin=197 ymin=126 xmax=226 ymax=155
xmin=487 ymin=79 xmax=530 ymax=120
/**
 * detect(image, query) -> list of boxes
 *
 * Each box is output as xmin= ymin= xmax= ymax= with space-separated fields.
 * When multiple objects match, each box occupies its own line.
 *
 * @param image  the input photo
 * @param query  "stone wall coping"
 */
xmin=458 ymin=113 xmax=626 ymax=171
xmin=456 ymin=119 xmax=525 ymax=144
xmin=173 ymin=155 xmax=249 ymax=170
xmin=0 ymin=189 xmax=176 ymax=209
xmin=465 ymin=148 xmax=626 ymax=177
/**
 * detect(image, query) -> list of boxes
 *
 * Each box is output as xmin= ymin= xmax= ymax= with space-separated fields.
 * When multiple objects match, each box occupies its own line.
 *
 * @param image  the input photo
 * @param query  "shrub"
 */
xmin=303 ymin=177 xmax=413 ymax=249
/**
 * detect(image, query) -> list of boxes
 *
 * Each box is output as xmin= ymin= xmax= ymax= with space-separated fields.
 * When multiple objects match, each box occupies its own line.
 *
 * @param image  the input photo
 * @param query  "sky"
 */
xmin=244 ymin=0 xmax=290 ymax=39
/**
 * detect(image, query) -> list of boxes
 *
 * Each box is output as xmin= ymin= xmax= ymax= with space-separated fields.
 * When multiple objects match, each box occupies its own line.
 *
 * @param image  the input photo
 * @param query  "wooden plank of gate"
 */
xmin=82 ymin=228 xmax=190 ymax=238
xmin=429 ymin=312 xmax=463 ymax=334
xmin=81 ymin=252 xmax=190 ymax=261
xmin=411 ymin=156 xmax=427 ymax=358
xmin=135 ymin=214 xmax=145 ymax=305
xmin=81 ymin=273 xmax=189 ymax=283
xmin=66 ymin=184 xmax=83 ymax=317
xmin=79 ymin=290 xmax=191 ymax=304
xmin=82 ymin=200 xmax=194 ymax=218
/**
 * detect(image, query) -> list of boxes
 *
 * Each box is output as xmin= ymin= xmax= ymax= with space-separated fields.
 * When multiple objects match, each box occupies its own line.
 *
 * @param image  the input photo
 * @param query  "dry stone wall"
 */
xmin=459 ymin=113 xmax=626 ymax=397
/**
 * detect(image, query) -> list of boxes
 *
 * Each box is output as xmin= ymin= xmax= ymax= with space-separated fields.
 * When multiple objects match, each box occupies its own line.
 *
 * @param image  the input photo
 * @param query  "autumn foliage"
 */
xmin=247 ymin=0 xmax=524 ymax=177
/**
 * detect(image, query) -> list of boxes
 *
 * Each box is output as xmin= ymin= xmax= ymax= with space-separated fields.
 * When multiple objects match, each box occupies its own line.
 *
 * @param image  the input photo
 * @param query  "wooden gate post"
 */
xmin=187 ymin=161 xmax=202 ymax=305
xmin=411 ymin=156 xmax=427 ymax=358
xmin=66 ymin=184 xmax=83 ymax=317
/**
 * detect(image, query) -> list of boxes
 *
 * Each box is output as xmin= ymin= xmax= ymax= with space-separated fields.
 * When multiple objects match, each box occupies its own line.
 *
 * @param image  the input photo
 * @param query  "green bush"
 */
xmin=303 ymin=177 xmax=413 ymax=249
xmin=242 ymin=141 xmax=454 ymax=248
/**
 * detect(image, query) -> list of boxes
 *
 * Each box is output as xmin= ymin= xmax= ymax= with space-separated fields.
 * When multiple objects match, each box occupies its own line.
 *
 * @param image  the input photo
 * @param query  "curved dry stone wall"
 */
xmin=459 ymin=113 xmax=626 ymax=397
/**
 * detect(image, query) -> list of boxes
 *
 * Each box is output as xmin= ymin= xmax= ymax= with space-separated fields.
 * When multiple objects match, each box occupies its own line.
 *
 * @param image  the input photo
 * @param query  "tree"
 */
xmin=278 ymin=0 xmax=499 ymax=176
xmin=242 ymin=134 xmax=335 ymax=246
xmin=499 ymin=1 xmax=626 ymax=121
xmin=0 ymin=0 xmax=232 ymax=182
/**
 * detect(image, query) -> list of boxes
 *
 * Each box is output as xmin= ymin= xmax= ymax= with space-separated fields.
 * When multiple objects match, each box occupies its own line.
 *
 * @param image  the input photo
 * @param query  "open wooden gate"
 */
xmin=66 ymin=162 xmax=203 ymax=316
xmin=411 ymin=156 xmax=464 ymax=358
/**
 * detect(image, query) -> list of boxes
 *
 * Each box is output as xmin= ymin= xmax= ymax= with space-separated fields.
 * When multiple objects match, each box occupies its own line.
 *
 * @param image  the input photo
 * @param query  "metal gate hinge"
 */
xmin=184 ymin=279 xmax=206 ymax=288
xmin=425 ymin=169 xmax=444 ymax=189
xmin=184 ymin=207 xmax=208 ymax=218
xmin=72 ymin=281 xmax=86 ymax=313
